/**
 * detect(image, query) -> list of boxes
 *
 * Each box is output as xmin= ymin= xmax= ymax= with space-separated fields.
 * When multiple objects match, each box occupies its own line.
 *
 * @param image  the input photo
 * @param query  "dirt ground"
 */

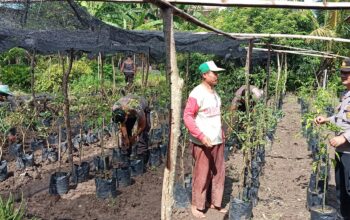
xmin=0 ymin=94 xmax=338 ymax=219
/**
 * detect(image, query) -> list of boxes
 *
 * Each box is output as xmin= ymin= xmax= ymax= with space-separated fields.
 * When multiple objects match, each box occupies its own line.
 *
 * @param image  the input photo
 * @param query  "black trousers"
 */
xmin=335 ymin=152 xmax=350 ymax=219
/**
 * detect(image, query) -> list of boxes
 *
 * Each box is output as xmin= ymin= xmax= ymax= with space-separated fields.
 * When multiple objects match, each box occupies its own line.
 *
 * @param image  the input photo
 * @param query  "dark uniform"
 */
xmin=328 ymin=90 xmax=350 ymax=219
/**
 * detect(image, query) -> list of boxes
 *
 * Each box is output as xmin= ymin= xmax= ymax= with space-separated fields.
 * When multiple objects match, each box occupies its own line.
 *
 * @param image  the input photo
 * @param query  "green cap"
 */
xmin=198 ymin=61 xmax=225 ymax=75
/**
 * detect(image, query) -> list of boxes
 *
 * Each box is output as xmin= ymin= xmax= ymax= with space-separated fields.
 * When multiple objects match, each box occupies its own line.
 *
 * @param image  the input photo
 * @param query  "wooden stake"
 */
xmin=112 ymin=55 xmax=116 ymax=95
xmin=144 ymin=48 xmax=150 ymax=88
xmin=244 ymin=40 xmax=253 ymax=115
xmin=323 ymin=69 xmax=328 ymax=89
xmin=264 ymin=44 xmax=271 ymax=105
xmin=161 ymin=7 xmax=184 ymax=220
xmin=62 ymin=49 xmax=75 ymax=173
xmin=141 ymin=53 xmax=145 ymax=87
xmin=275 ymin=53 xmax=282 ymax=109
xmin=58 ymin=125 xmax=61 ymax=171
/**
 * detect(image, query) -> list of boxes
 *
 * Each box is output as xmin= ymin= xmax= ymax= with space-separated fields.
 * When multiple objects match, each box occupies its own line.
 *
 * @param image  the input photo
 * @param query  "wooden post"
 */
xmin=62 ymin=49 xmax=75 ymax=173
xmin=30 ymin=50 xmax=36 ymax=112
xmin=161 ymin=7 xmax=184 ymax=220
xmin=264 ymin=44 xmax=271 ymax=105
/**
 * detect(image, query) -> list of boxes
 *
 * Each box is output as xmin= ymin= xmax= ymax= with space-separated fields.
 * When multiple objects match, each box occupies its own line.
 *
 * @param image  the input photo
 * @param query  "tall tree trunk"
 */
xmin=62 ymin=50 xmax=75 ymax=173
xmin=161 ymin=7 xmax=184 ymax=220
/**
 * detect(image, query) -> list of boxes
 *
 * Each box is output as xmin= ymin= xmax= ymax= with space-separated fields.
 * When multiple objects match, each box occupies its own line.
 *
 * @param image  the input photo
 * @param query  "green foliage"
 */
xmin=0 ymin=65 xmax=31 ymax=91
xmin=204 ymin=8 xmax=315 ymax=43
xmin=35 ymin=58 xmax=93 ymax=93
xmin=80 ymin=2 xmax=161 ymax=30
xmin=0 ymin=48 xmax=28 ymax=66
xmin=0 ymin=194 xmax=25 ymax=220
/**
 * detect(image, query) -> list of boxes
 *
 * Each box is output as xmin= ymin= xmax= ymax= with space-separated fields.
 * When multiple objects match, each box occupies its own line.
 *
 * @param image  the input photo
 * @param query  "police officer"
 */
xmin=315 ymin=58 xmax=350 ymax=219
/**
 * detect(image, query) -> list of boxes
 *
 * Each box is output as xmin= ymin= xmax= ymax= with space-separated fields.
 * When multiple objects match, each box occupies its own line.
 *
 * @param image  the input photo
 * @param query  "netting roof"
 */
xmin=0 ymin=1 xmax=263 ymax=61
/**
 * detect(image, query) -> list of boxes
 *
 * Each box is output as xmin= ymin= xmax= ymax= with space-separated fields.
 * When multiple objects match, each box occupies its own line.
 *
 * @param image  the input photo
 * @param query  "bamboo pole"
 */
xmin=247 ymin=47 xmax=335 ymax=58
xmin=160 ymin=7 xmax=184 ymax=220
xmin=229 ymin=32 xmax=350 ymax=43
xmin=255 ymin=43 xmax=349 ymax=59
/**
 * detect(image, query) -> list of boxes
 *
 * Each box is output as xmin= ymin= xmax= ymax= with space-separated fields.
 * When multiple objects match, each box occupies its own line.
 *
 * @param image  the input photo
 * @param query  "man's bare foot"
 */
xmin=191 ymin=205 xmax=206 ymax=218
xmin=209 ymin=204 xmax=228 ymax=214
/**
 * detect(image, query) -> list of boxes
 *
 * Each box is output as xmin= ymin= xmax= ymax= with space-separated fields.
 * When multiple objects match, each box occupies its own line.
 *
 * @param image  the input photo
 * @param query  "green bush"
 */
xmin=35 ymin=59 xmax=93 ymax=93
xmin=0 ymin=65 xmax=31 ymax=91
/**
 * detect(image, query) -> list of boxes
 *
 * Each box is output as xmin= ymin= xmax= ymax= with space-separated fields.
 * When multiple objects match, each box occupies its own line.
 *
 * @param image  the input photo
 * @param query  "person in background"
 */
xmin=183 ymin=61 xmax=227 ymax=218
xmin=315 ymin=58 xmax=350 ymax=220
xmin=231 ymin=85 xmax=264 ymax=112
xmin=120 ymin=55 xmax=136 ymax=85
xmin=112 ymin=94 xmax=151 ymax=164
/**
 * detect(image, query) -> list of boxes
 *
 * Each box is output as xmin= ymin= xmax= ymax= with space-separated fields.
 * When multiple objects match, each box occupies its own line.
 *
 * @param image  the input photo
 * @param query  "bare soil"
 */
xmin=0 ymin=94 xmax=338 ymax=220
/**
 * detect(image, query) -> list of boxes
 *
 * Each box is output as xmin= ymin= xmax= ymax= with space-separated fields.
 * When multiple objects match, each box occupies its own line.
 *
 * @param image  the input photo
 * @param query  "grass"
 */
xmin=0 ymin=194 xmax=25 ymax=220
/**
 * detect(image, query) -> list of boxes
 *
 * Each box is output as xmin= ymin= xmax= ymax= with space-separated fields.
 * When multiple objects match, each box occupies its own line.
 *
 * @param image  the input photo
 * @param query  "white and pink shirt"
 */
xmin=183 ymin=84 xmax=223 ymax=146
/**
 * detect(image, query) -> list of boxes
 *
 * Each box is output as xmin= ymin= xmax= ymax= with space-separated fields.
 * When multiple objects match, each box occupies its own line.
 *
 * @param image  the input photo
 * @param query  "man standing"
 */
xmin=112 ymin=94 xmax=150 ymax=163
xmin=183 ymin=61 xmax=227 ymax=218
xmin=315 ymin=58 xmax=350 ymax=220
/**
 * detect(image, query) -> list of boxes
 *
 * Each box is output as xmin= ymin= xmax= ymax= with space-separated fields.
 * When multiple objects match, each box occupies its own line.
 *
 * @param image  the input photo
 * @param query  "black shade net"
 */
xmin=0 ymin=1 xmax=266 ymax=61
